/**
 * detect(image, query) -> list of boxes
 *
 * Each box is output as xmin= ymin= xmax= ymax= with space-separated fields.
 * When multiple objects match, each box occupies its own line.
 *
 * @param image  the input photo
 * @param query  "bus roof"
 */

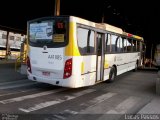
xmin=123 ymin=32 xmax=144 ymax=41
xmin=70 ymin=16 xmax=123 ymax=34
xmin=101 ymin=23 xmax=123 ymax=34
xmin=70 ymin=16 xmax=96 ymax=27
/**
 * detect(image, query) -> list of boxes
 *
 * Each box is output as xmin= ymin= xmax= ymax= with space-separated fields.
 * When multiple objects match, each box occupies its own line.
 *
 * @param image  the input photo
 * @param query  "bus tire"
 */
xmin=108 ymin=67 xmax=116 ymax=83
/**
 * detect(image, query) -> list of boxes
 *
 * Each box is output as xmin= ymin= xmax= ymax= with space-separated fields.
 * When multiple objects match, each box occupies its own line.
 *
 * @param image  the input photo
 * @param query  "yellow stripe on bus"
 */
xmin=65 ymin=22 xmax=80 ymax=56
xmin=81 ymin=62 xmax=84 ymax=74
xmin=133 ymin=35 xmax=143 ymax=40
xmin=104 ymin=60 xmax=109 ymax=69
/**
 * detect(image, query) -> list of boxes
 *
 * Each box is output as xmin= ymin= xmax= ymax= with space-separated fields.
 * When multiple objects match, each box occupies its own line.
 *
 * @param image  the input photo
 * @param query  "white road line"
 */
xmin=53 ymin=115 xmax=66 ymax=120
xmin=0 ymin=88 xmax=67 ymax=104
xmin=77 ymin=92 xmax=117 ymax=114
xmin=80 ymin=92 xmax=117 ymax=108
xmin=49 ymin=92 xmax=116 ymax=119
xmin=89 ymin=92 xmax=117 ymax=106
xmin=64 ymin=109 xmax=78 ymax=115
xmin=19 ymin=89 xmax=95 ymax=113
xmin=106 ymin=96 xmax=140 ymax=114
xmin=0 ymin=88 xmax=39 ymax=97
xmin=50 ymin=109 xmax=78 ymax=120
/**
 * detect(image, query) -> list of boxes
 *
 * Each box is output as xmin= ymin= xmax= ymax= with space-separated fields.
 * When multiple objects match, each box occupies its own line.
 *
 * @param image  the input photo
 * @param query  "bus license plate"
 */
xmin=42 ymin=71 xmax=50 ymax=76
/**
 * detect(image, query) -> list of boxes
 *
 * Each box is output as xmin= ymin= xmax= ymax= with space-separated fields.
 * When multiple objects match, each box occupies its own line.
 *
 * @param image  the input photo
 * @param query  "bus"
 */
xmin=0 ymin=30 xmax=7 ymax=58
xmin=0 ymin=30 xmax=26 ymax=59
xmin=8 ymin=32 xmax=26 ymax=59
xmin=27 ymin=16 xmax=144 ymax=88
xmin=153 ymin=44 xmax=160 ymax=68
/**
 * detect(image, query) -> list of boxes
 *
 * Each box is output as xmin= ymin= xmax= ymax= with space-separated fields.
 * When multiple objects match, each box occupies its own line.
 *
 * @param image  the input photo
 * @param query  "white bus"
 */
xmin=8 ymin=32 xmax=26 ymax=59
xmin=0 ymin=30 xmax=7 ymax=58
xmin=0 ymin=30 xmax=26 ymax=59
xmin=154 ymin=44 xmax=160 ymax=68
xmin=27 ymin=16 xmax=144 ymax=88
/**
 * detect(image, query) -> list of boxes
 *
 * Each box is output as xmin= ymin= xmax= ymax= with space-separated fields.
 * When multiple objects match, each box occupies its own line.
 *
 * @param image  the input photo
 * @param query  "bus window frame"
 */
xmin=77 ymin=24 xmax=97 ymax=56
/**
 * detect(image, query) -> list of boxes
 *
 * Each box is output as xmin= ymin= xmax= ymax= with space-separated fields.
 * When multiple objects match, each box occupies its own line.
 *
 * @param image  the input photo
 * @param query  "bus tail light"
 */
xmin=63 ymin=58 xmax=72 ymax=79
xmin=26 ymin=56 xmax=32 ymax=73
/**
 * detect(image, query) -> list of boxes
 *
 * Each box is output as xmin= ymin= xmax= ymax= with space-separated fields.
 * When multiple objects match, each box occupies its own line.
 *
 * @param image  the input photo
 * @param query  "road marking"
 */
xmin=46 ymin=110 xmax=78 ymax=120
xmin=106 ymin=96 xmax=140 ymax=114
xmin=63 ymin=109 xmax=78 ymax=115
xmin=53 ymin=115 xmax=66 ymax=120
xmin=19 ymin=89 xmax=95 ymax=113
xmin=73 ymin=92 xmax=117 ymax=115
xmin=0 ymin=88 xmax=39 ymax=97
xmin=47 ymin=92 xmax=116 ymax=119
xmin=80 ymin=92 xmax=117 ymax=108
xmin=0 ymin=88 xmax=67 ymax=104
xmin=89 ymin=92 xmax=117 ymax=106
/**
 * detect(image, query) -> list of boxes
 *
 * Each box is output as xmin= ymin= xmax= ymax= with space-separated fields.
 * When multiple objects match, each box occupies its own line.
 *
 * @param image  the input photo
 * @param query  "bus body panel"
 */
xmin=27 ymin=16 xmax=144 ymax=88
xmin=104 ymin=52 xmax=139 ymax=79
xmin=28 ymin=55 xmax=98 ymax=88
xmin=27 ymin=71 xmax=76 ymax=88
xmin=0 ymin=30 xmax=25 ymax=59
xmin=0 ymin=30 xmax=7 ymax=48
xmin=73 ymin=56 xmax=97 ymax=87
xmin=29 ymin=46 xmax=65 ymax=79
xmin=153 ymin=44 xmax=160 ymax=67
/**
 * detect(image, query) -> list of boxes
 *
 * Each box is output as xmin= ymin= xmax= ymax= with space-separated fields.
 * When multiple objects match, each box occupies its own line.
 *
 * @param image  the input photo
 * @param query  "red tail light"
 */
xmin=26 ymin=56 xmax=32 ymax=73
xmin=63 ymin=58 xmax=72 ymax=79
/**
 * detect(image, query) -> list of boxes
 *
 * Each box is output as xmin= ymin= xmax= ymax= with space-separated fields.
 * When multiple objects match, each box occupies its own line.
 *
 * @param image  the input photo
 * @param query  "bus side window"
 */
xmin=97 ymin=33 xmax=102 ymax=55
xmin=9 ymin=36 xmax=14 ymax=41
xmin=77 ymin=27 xmax=95 ymax=55
xmin=106 ymin=33 xmax=111 ymax=53
xmin=123 ymin=38 xmax=126 ymax=52
xmin=126 ymin=39 xmax=132 ymax=52
xmin=111 ymin=34 xmax=117 ymax=53
xmin=87 ymin=30 xmax=95 ymax=54
xmin=2 ymin=34 xmax=7 ymax=39
xmin=115 ymin=36 xmax=123 ymax=53
xmin=137 ymin=41 xmax=140 ymax=52
xmin=132 ymin=40 xmax=137 ymax=52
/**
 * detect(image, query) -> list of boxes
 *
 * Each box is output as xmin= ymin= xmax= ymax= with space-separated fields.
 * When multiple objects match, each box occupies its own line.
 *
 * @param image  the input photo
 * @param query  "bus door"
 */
xmin=96 ymin=33 xmax=105 ymax=82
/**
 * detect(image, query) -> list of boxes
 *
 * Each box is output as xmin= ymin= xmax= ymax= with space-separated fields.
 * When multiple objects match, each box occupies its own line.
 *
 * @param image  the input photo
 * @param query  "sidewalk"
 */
xmin=138 ymin=70 xmax=160 ymax=114
xmin=138 ymin=66 xmax=158 ymax=71
xmin=0 ymin=61 xmax=27 ymax=83
xmin=0 ymin=59 xmax=16 ymax=64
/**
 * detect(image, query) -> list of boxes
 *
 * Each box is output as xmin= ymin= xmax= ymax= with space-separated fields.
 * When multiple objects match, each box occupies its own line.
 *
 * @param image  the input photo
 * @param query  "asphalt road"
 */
xmin=0 ymin=64 xmax=159 ymax=120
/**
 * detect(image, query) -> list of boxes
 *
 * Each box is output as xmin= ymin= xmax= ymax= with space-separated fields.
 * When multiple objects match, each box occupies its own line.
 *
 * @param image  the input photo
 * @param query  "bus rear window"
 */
xmin=28 ymin=17 xmax=69 ymax=47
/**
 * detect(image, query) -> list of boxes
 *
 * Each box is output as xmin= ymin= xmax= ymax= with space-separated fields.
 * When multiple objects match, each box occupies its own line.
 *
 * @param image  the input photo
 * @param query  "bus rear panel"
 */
xmin=27 ymin=17 xmax=79 ymax=88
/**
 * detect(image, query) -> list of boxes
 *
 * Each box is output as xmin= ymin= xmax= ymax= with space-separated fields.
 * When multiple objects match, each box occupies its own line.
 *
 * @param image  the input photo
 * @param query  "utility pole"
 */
xmin=102 ymin=14 xmax=104 ymax=23
xmin=150 ymin=44 xmax=153 ymax=68
xmin=54 ymin=0 xmax=60 ymax=16
xmin=5 ymin=31 xmax=9 ymax=59
xmin=102 ymin=1 xmax=107 ymax=23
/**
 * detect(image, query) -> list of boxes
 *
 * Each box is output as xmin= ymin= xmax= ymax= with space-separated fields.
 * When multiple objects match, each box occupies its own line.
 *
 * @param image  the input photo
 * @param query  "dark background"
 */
xmin=0 ymin=0 xmax=159 ymax=58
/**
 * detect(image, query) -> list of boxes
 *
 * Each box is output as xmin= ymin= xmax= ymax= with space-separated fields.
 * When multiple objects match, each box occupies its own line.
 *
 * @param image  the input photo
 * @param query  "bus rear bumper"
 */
xmin=27 ymin=73 xmax=77 ymax=88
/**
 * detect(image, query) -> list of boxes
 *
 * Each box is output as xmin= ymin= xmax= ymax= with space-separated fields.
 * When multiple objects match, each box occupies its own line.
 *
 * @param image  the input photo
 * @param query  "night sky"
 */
xmin=0 ymin=0 xmax=159 ymax=58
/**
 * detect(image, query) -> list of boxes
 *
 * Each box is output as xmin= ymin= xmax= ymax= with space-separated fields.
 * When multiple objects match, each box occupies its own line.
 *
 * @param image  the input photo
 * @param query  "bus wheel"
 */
xmin=108 ymin=67 xmax=116 ymax=82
